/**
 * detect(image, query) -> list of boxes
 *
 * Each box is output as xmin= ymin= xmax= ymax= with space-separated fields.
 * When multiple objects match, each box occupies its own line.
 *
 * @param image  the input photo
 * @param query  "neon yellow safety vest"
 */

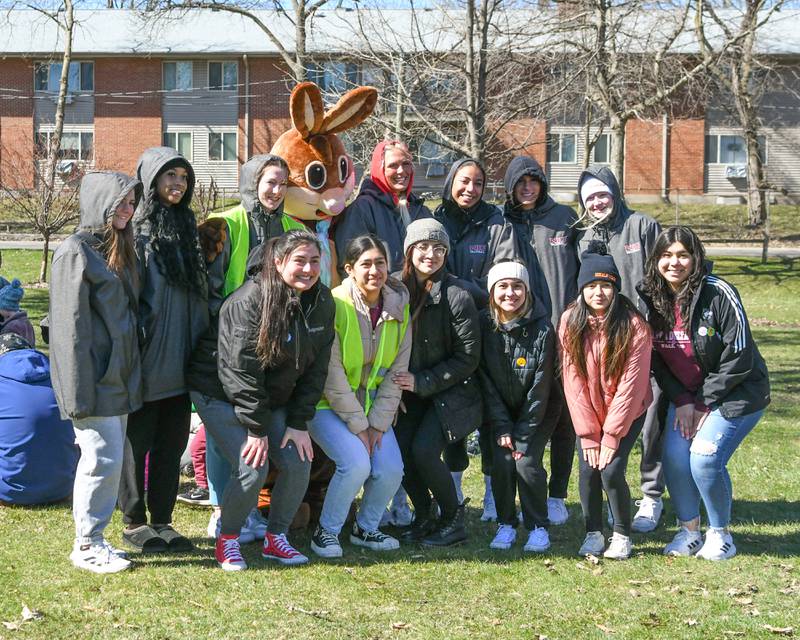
xmin=317 ymin=286 xmax=410 ymax=416
xmin=209 ymin=204 xmax=306 ymax=297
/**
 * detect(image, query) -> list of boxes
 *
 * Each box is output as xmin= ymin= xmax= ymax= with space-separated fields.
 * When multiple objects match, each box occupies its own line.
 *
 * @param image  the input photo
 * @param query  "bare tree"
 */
xmin=0 ymin=0 xmax=79 ymax=282
xmin=695 ymin=0 xmax=785 ymax=227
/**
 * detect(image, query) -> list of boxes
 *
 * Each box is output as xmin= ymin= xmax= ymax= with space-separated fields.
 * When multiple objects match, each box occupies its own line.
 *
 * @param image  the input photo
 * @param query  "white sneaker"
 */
xmin=208 ymin=511 xmax=255 ymax=544
xmin=603 ymin=532 xmax=632 ymax=560
xmin=578 ymin=531 xmax=605 ymax=556
xmin=100 ymin=539 xmax=129 ymax=559
xmin=523 ymin=527 xmax=550 ymax=553
xmin=451 ymin=471 xmax=464 ymax=505
xmin=547 ymin=497 xmax=569 ymax=525
xmin=245 ymin=508 xmax=268 ymax=540
xmin=696 ymin=528 xmax=737 ymax=561
xmin=489 ymin=524 xmax=517 ymax=550
xmin=664 ymin=526 xmax=703 ymax=557
xmin=480 ymin=492 xmax=497 ymax=522
xmin=631 ymin=497 xmax=663 ymax=533
xmin=71 ymin=541 xmax=131 ymax=574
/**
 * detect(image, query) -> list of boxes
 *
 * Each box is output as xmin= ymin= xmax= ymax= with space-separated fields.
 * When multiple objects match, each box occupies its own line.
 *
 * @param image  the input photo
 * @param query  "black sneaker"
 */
xmin=310 ymin=525 xmax=343 ymax=558
xmin=176 ymin=486 xmax=210 ymax=506
xmin=349 ymin=522 xmax=400 ymax=551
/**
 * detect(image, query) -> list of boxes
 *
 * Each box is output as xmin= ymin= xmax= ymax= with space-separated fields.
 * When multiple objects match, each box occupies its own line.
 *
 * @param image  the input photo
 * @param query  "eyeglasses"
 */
xmin=414 ymin=242 xmax=447 ymax=257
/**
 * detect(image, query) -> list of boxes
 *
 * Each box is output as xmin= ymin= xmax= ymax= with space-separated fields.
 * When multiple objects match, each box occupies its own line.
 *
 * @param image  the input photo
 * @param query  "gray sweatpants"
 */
xmin=72 ymin=415 xmax=127 ymax=545
xmin=639 ymin=379 xmax=667 ymax=499
xmin=190 ymin=392 xmax=311 ymax=536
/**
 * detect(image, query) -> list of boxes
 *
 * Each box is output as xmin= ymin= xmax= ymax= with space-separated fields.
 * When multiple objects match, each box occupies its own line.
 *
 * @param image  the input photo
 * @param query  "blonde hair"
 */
xmin=383 ymin=141 xmax=414 ymax=226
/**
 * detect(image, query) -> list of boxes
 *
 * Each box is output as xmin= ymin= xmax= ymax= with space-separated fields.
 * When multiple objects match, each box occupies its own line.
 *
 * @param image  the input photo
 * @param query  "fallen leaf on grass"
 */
xmin=287 ymin=605 xmax=330 ymax=620
xmin=780 ymin=581 xmax=800 ymax=595
xmin=1 ymin=621 xmax=21 ymax=631
xmin=735 ymin=597 xmax=754 ymax=606
xmin=763 ymin=625 xmax=794 ymax=636
xmin=21 ymin=606 xmax=42 ymax=622
xmin=747 ymin=609 xmax=761 ymax=617
xmin=595 ymin=623 xmax=614 ymax=634
xmin=629 ymin=589 xmax=640 ymax=598
xmin=642 ymin=612 xmax=661 ymax=627
xmin=543 ymin=559 xmax=556 ymax=573
xmin=585 ymin=554 xmax=600 ymax=565
xmin=491 ymin=619 xmax=502 ymax=626
xmin=685 ymin=619 xmax=699 ymax=627
xmin=391 ymin=622 xmax=411 ymax=630
xmin=592 ymin=567 xmax=604 ymax=576
xmin=722 ymin=631 xmax=745 ymax=637
xmin=628 ymin=579 xmax=650 ymax=585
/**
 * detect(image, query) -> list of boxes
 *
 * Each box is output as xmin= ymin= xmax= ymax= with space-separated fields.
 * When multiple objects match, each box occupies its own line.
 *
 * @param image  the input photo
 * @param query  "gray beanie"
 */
xmin=403 ymin=218 xmax=450 ymax=255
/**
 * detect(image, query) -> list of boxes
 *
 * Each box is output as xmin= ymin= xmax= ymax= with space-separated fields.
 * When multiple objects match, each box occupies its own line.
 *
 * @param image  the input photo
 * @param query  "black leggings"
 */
xmin=547 ymin=380 xmax=576 ymax=499
xmin=395 ymin=394 xmax=459 ymax=520
xmin=576 ymin=413 xmax=646 ymax=537
xmin=118 ymin=394 xmax=192 ymax=526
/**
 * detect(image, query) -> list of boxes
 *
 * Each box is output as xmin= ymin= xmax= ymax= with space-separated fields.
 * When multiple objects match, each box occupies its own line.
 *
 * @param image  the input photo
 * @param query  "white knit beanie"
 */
xmin=487 ymin=261 xmax=529 ymax=293
xmin=580 ymin=177 xmax=612 ymax=207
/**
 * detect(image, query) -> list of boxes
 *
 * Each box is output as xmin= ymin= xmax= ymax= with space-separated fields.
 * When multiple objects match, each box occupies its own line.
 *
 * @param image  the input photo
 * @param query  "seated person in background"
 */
xmin=0 ymin=333 xmax=78 ymax=505
xmin=0 ymin=278 xmax=35 ymax=346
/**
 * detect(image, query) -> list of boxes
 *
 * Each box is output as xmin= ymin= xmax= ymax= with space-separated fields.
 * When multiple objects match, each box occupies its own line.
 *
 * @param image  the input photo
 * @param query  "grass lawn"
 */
xmin=0 ymin=251 xmax=798 ymax=639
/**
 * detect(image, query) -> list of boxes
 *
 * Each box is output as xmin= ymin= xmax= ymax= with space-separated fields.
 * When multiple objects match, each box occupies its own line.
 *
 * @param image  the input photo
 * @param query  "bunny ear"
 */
xmin=290 ymin=82 xmax=325 ymax=139
xmin=319 ymin=86 xmax=378 ymax=135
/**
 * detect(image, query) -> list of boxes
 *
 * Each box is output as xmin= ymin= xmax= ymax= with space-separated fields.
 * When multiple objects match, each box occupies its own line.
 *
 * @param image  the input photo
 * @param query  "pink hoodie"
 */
xmin=558 ymin=310 xmax=653 ymax=450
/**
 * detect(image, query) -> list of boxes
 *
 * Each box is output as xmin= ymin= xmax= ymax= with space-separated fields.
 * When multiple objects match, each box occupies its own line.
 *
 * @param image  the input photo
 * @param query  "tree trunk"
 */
xmin=609 ymin=115 xmax=626 ymax=193
xmin=294 ymin=1 xmax=308 ymax=83
xmin=394 ymin=57 xmax=405 ymax=134
xmin=744 ymin=130 xmax=768 ymax=226
xmin=39 ymin=234 xmax=50 ymax=283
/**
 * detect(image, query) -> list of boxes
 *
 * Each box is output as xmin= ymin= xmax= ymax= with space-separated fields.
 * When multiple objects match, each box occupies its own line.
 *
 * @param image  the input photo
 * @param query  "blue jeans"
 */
xmin=663 ymin=403 xmax=763 ymax=528
xmin=309 ymin=410 xmax=404 ymax=535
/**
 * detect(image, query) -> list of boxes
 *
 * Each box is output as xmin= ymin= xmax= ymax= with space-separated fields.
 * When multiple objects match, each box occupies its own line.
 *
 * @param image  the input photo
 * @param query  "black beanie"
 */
xmin=578 ymin=240 xmax=621 ymax=291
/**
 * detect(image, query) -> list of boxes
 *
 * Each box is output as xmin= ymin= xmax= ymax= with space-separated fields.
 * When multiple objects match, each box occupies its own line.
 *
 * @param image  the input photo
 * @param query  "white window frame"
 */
xmin=163 ymin=61 xmax=194 ymax=91
xmin=163 ymin=131 xmax=193 ymax=160
xmin=33 ymin=60 xmax=94 ymax=93
xmin=546 ymin=132 xmax=577 ymax=164
xmin=35 ymin=127 xmax=94 ymax=162
xmin=705 ymin=133 xmax=767 ymax=166
xmin=208 ymin=131 xmax=237 ymax=162
xmin=208 ymin=61 xmax=238 ymax=91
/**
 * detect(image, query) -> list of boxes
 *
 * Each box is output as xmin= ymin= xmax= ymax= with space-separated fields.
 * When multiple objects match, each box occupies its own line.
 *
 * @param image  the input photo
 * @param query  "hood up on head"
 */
xmin=78 ymin=171 xmax=142 ymax=232
xmin=136 ymin=146 xmax=195 ymax=207
xmin=239 ymin=154 xmax=287 ymax=216
xmin=577 ymin=164 xmax=628 ymax=228
xmin=441 ymin=157 xmax=486 ymax=215
xmin=503 ymin=156 xmax=548 ymax=208
xmin=369 ymin=140 xmax=414 ymax=204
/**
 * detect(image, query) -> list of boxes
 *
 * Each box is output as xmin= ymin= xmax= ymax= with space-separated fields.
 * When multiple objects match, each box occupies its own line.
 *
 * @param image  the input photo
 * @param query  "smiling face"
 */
xmin=492 ymin=278 xmax=527 ymax=321
xmin=582 ymin=280 xmax=616 ymax=315
xmin=384 ymin=148 xmax=413 ymax=196
xmin=275 ymin=242 xmax=321 ymax=292
xmin=112 ymin=188 xmax=136 ymax=230
xmin=451 ymin=164 xmax=484 ymax=210
xmin=258 ymin=164 xmax=288 ymax=212
xmin=513 ymin=175 xmax=541 ymax=210
xmin=410 ymin=241 xmax=447 ymax=280
xmin=657 ymin=241 xmax=694 ymax=292
xmin=584 ymin=190 xmax=614 ymax=221
xmin=345 ymin=247 xmax=388 ymax=303
xmin=156 ymin=165 xmax=189 ymax=206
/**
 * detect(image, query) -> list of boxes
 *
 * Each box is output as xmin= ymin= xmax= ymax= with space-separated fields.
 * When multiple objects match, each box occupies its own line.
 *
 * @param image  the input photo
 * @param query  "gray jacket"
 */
xmin=433 ymin=159 xmax=518 ymax=309
xmin=576 ymin=165 xmax=662 ymax=313
xmin=503 ymin=156 xmax=580 ymax=328
xmin=49 ymin=172 xmax=144 ymax=420
xmin=134 ymin=147 xmax=209 ymax=401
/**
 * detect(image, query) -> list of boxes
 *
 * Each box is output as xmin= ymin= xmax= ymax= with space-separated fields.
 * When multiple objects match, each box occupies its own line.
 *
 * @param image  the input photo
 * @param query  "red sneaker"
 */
xmin=262 ymin=533 xmax=309 ymax=566
xmin=215 ymin=534 xmax=246 ymax=571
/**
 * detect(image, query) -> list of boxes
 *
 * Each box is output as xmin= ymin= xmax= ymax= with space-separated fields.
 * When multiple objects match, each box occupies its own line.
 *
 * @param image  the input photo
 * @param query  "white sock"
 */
xmin=451 ymin=471 xmax=464 ymax=504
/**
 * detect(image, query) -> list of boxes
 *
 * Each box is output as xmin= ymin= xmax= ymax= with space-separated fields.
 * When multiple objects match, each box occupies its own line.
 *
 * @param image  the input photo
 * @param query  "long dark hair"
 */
xmin=256 ymin=229 xmax=322 ymax=368
xmin=135 ymin=169 xmax=207 ymax=298
xmin=103 ymin=220 xmax=138 ymax=292
xmin=562 ymin=288 xmax=644 ymax=384
xmin=641 ymin=226 xmax=707 ymax=336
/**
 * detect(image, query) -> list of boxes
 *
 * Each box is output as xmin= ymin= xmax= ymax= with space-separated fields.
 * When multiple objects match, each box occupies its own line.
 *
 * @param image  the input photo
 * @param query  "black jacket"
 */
xmin=187 ymin=278 xmax=335 ymax=437
xmin=478 ymin=304 xmax=555 ymax=455
xmin=335 ymin=178 xmax=431 ymax=279
xmin=433 ymin=159 xmax=518 ymax=309
xmin=503 ymin=156 xmax=580 ymax=329
xmin=402 ymin=272 xmax=482 ymax=442
xmin=638 ymin=274 xmax=770 ymax=419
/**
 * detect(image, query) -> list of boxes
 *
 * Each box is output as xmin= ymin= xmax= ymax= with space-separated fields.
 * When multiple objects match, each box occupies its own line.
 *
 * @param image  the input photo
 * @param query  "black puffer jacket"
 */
xmin=478 ymin=304 xmax=555 ymax=455
xmin=335 ymin=178 xmax=431 ymax=278
xmin=187 ymin=277 xmax=335 ymax=437
xmin=638 ymin=273 xmax=770 ymax=419
xmin=401 ymin=271 xmax=482 ymax=442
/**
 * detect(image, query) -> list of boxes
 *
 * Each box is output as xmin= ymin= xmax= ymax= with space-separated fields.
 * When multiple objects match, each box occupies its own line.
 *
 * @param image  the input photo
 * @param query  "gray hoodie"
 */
xmin=433 ymin=159 xmax=518 ymax=309
xmin=49 ymin=171 xmax=144 ymax=420
xmin=576 ymin=165 xmax=662 ymax=314
xmin=134 ymin=147 xmax=209 ymax=402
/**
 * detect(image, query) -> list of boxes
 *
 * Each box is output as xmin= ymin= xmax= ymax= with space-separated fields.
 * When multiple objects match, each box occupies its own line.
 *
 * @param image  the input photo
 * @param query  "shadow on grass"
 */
xmin=711 ymin=256 xmax=800 ymax=286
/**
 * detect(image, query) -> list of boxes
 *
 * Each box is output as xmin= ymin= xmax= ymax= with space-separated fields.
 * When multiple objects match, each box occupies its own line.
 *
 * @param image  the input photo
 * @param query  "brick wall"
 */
xmin=0 ymin=59 xmax=35 ymax=189
xmin=668 ymin=118 xmax=705 ymax=197
xmin=487 ymin=118 xmax=547 ymax=183
xmin=94 ymin=58 xmax=162 ymax=174
xmin=240 ymin=57 xmax=293 ymax=158
xmin=624 ymin=118 xmax=664 ymax=195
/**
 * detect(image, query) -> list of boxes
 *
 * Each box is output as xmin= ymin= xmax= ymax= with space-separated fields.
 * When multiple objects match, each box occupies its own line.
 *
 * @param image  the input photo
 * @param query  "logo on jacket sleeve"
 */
xmin=549 ymin=235 xmax=568 ymax=247
xmin=624 ymin=242 xmax=641 ymax=254
xmin=469 ymin=244 xmax=487 ymax=254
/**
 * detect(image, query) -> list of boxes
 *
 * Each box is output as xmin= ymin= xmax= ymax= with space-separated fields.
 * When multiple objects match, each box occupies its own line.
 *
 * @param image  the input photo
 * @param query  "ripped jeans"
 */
xmin=663 ymin=403 xmax=764 ymax=528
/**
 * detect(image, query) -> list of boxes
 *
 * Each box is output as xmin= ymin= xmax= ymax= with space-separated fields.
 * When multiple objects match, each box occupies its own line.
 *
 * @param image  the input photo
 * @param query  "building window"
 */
xmin=592 ymin=133 xmax=612 ymax=164
xmin=306 ymin=61 xmax=359 ymax=94
xmin=35 ymin=131 xmax=93 ymax=161
xmin=705 ymin=134 xmax=766 ymax=165
xmin=546 ymin=133 xmax=576 ymax=164
xmin=163 ymin=61 xmax=193 ymax=91
xmin=163 ymin=132 xmax=193 ymax=159
xmin=34 ymin=61 xmax=93 ymax=92
xmin=208 ymin=62 xmax=238 ymax=91
xmin=209 ymin=132 xmax=237 ymax=161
